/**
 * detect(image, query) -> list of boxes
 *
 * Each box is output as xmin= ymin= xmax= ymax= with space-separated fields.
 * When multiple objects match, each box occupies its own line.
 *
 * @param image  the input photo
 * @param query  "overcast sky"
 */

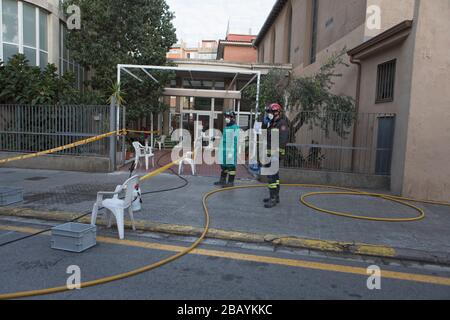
xmin=166 ymin=0 xmax=277 ymax=47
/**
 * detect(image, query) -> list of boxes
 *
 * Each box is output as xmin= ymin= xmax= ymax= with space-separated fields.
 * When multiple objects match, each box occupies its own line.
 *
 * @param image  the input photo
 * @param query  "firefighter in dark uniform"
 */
xmin=264 ymin=103 xmax=289 ymax=208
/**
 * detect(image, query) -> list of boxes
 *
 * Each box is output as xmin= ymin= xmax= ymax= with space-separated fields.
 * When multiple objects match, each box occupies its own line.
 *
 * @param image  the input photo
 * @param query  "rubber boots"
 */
xmin=214 ymin=172 xmax=228 ymax=187
xmin=264 ymin=185 xmax=280 ymax=204
xmin=263 ymin=195 xmax=280 ymax=204
xmin=223 ymin=174 xmax=235 ymax=188
xmin=264 ymin=189 xmax=279 ymax=209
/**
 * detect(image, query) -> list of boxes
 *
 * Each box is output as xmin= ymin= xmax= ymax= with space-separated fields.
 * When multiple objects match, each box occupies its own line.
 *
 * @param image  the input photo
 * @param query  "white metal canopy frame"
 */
xmin=116 ymin=64 xmax=261 ymax=101
xmin=115 ymin=64 xmax=262 ymax=130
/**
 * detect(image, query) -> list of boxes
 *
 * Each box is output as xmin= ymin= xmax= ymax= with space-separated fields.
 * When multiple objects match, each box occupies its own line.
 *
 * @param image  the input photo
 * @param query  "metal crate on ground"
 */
xmin=0 ymin=186 xmax=24 ymax=206
xmin=51 ymin=223 xmax=97 ymax=253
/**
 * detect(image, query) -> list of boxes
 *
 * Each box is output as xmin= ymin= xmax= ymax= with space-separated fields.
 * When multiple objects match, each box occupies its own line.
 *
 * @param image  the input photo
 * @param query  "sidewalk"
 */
xmin=1 ymin=167 xmax=450 ymax=264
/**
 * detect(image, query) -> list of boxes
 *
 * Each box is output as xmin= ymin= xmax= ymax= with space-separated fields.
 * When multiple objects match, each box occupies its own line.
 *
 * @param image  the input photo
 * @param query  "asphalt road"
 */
xmin=0 ymin=218 xmax=450 ymax=300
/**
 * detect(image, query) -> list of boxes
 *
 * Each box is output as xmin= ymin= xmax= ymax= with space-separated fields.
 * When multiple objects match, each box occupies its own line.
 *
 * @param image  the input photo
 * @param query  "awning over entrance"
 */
xmin=116 ymin=63 xmax=263 ymax=141
xmin=117 ymin=64 xmax=261 ymax=105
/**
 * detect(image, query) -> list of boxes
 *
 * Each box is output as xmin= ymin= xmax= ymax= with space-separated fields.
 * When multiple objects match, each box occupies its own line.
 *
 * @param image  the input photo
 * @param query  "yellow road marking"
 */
xmin=1 ymin=224 xmax=450 ymax=287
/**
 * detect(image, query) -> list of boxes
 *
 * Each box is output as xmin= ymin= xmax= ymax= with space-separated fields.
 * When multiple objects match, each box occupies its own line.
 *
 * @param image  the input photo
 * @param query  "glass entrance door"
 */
xmin=195 ymin=112 xmax=211 ymax=143
xmin=180 ymin=111 xmax=213 ymax=144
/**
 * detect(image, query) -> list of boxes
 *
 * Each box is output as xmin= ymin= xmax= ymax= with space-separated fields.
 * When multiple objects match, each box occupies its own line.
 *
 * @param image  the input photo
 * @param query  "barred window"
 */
xmin=376 ymin=59 xmax=396 ymax=103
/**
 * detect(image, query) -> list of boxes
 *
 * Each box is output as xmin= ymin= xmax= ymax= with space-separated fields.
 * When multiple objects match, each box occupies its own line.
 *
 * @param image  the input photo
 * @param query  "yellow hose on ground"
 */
xmin=295 ymin=184 xmax=449 ymax=222
xmin=300 ymin=191 xmax=425 ymax=222
xmin=1 ymin=130 xmax=449 ymax=298
xmin=0 ymin=157 xmax=210 ymax=300
xmin=1 ymin=179 xmax=449 ymax=299
xmin=214 ymin=184 xmax=437 ymax=222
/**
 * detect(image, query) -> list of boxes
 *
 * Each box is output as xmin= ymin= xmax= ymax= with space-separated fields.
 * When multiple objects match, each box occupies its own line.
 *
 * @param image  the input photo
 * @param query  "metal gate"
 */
xmin=0 ymin=104 xmax=111 ymax=157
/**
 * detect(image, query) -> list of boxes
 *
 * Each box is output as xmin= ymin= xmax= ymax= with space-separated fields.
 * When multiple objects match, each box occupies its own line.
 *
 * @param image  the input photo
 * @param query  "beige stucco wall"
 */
xmin=289 ymin=25 xmax=364 ymax=172
xmin=24 ymin=0 xmax=59 ymax=13
xmin=259 ymin=0 xmax=367 ymax=68
xmin=290 ymin=0 xmax=307 ymax=67
xmin=365 ymin=0 xmax=415 ymax=38
xmin=257 ymin=0 xmax=416 ymax=89
xmin=401 ymin=0 xmax=450 ymax=201
xmin=255 ymin=0 xmax=449 ymax=200
xmin=258 ymin=0 xmax=368 ymax=103
xmin=294 ymin=24 xmax=364 ymax=97
xmin=355 ymin=42 xmax=413 ymax=182
xmin=273 ymin=5 xmax=286 ymax=64
xmin=315 ymin=0 xmax=367 ymax=54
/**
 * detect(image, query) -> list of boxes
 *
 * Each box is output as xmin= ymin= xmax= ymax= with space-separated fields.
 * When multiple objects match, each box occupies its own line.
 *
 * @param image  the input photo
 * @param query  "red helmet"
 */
xmin=268 ymin=103 xmax=282 ymax=114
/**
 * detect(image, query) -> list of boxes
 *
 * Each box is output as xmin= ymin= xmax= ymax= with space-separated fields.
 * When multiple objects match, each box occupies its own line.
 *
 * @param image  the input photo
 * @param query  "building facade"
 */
xmin=166 ymin=43 xmax=184 ymax=60
xmin=254 ymin=0 xmax=450 ymax=201
xmin=0 ymin=0 xmax=85 ymax=88
xmin=217 ymin=34 xmax=257 ymax=63
xmin=197 ymin=40 xmax=218 ymax=60
xmin=167 ymin=40 xmax=218 ymax=61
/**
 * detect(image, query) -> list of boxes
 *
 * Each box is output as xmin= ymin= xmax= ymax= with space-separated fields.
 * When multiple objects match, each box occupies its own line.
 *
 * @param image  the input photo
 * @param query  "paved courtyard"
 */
xmin=1 ymin=166 xmax=450 ymax=257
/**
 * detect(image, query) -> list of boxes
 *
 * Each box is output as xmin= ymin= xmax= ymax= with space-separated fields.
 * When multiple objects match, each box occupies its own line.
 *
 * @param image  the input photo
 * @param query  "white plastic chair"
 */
xmin=90 ymin=175 xmax=140 ymax=240
xmin=205 ymin=138 xmax=216 ymax=151
xmin=133 ymin=141 xmax=154 ymax=170
xmin=178 ymin=151 xmax=196 ymax=175
xmin=155 ymin=135 xmax=167 ymax=150
xmin=201 ymin=132 xmax=216 ymax=151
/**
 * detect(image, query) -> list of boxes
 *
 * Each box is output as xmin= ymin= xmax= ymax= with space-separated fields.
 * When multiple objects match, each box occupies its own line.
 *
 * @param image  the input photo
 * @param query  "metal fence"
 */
xmin=0 ymin=104 xmax=112 ymax=157
xmin=283 ymin=112 xmax=396 ymax=176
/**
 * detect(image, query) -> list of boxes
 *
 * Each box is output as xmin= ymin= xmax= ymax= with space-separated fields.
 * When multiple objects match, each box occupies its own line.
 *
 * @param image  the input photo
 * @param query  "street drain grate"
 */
xmin=25 ymin=177 xmax=49 ymax=181
xmin=23 ymin=183 xmax=120 ymax=205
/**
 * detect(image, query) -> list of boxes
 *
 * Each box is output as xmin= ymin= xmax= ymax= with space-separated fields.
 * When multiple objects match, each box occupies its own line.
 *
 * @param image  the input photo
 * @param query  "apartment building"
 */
xmin=167 ymin=40 xmax=217 ymax=61
xmin=254 ymin=0 xmax=450 ymax=201
xmin=167 ymin=43 xmax=185 ymax=60
xmin=197 ymin=40 xmax=218 ymax=60
xmin=0 ymin=0 xmax=85 ymax=88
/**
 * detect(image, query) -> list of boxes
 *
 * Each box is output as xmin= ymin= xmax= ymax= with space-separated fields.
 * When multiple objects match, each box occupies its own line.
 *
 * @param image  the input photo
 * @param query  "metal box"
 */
xmin=51 ymin=223 xmax=97 ymax=253
xmin=0 ymin=186 xmax=24 ymax=206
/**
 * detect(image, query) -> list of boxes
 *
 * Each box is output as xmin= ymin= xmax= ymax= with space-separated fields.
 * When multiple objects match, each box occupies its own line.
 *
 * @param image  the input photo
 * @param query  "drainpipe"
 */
xmin=349 ymin=56 xmax=362 ymax=172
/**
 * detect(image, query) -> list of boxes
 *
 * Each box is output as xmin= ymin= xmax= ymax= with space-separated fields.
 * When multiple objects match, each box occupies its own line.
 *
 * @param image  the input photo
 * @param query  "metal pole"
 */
xmin=255 ymin=72 xmax=262 ymax=166
xmin=256 ymin=72 xmax=261 ymax=117
xmin=158 ymin=112 xmax=162 ymax=133
xmin=237 ymin=100 xmax=241 ymax=127
xmin=116 ymin=66 xmax=121 ymax=139
xmin=109 ymin=96 xmax=117 ymax=171
xmin=121 ymin=105 xmax=126 ymax=165
xmin=151 ymin=112 xmax=154 ymax=148
xmin=211 ymin=98 xmax=215 ymax=131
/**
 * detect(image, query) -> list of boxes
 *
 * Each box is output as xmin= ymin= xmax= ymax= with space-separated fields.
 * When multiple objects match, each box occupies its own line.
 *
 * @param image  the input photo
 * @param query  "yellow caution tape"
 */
xmin=0 ymin=131 xmax=124 ymax=165
xmin=125 ymin=130 xmax=160 ymax=135
xmin=0 ymin=129 xmax=163 ymax=165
